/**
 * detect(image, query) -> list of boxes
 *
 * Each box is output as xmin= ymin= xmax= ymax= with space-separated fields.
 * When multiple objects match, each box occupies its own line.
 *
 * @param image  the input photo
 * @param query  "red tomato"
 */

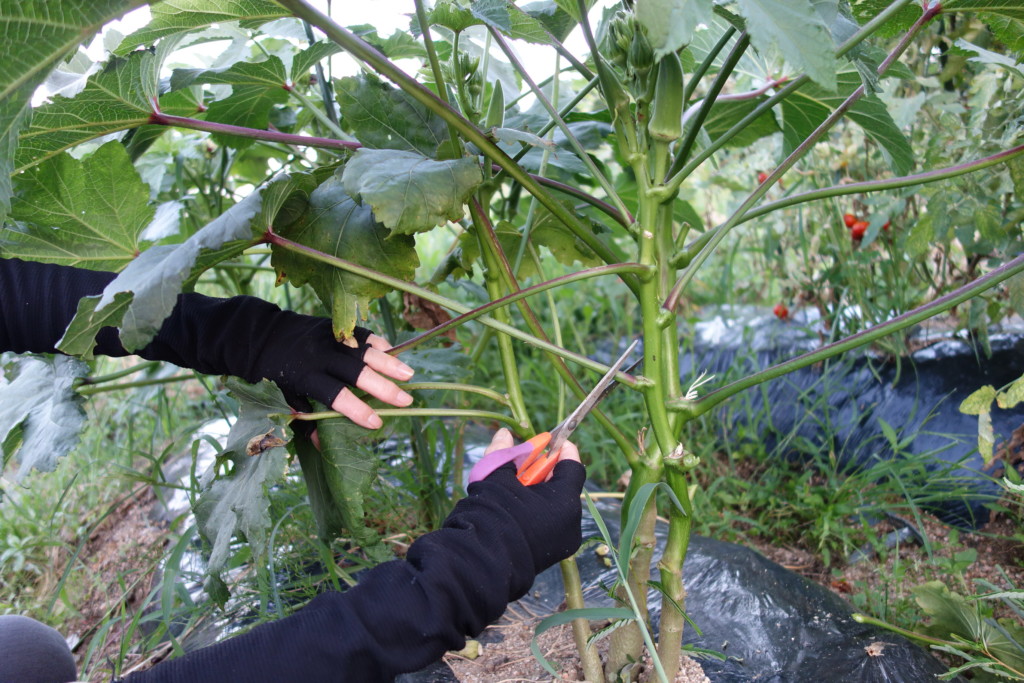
xmin=773 ymin=303 xmax=789 ymax=320
xmin=843 ymin=213 xmax=857 ymax=228
xmin=757 ymin=171 xmax=769 ymax=184
xmin=882 ymin=220 xmax=891 ymax=231
xmin=851 ymin=221 xmax=868 ymax=240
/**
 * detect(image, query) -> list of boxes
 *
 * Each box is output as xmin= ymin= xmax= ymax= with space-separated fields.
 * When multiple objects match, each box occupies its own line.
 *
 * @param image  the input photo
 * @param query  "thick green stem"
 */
xmin=671 ymin=249 xmax=1024 ymax=419
xmin=469 ymin=201 xmax=639 ymax=462
xmin=473 ymin=210 xmax=533 ymax=432
xmin=76 ymin=374 xmax=192 ymax=396
xmin=414 ymin=0 xmax=461 ymax=149
xmin=75 ymin=360 xmax=161 ymax=386
xmin=276 ymin=0 xmax=639 ymax=296
xmin=400 ymin=382 xmax=510 ymax=406
xmin=148 ymin=112 xmax=357 ymax=151
xmin=607 ymin=462 xmax=663 ymax=678
xmin=560 ymin=558 xmax=605 ymax=682
xmin=287 ymin=408 xmax=528 ymax=436
xmin=651 ymin=466 xmax=694 ymax=682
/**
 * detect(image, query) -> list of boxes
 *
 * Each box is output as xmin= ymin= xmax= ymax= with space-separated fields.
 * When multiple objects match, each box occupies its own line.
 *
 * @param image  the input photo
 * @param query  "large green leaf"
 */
xmin=426 ymin=0 xmax=481 ymax=33
xmin=16 ymin=48 xmax=199 ymax=174
xmin=315 ymin=413 xmax=389 ymax=561
xmin=115 ymin=0 xmax=288 ymax=54
xmin=636 ymin=0 xmax=714 ymax=60
xmin=943 ymin=0 xmax=1024 ymax=19
xmin=58 ymin=172 xmax=318 ymax=356
xmin=0 ymin=0 xmax=146 ymax=223
xmin=272 ymin=175 xmax=419 ymax=340
xmin=734 ymin=0 xmax=838 ymax=90
xmin=703 ymin=97 xmax=783 ymax=148
xmin=335 ymin=75 xmax=449 ymax=156
xmin=194 ymin=378 xmax=291 ymax=598
xmin=341 ymin=149 xmax=483 ymax=236
xmin=0 ymin=355 xmax=88 ymax=480
xmin=171 ymin=56 xmax=291 ymax=148
xmin=779 ymin=70 xmax=913 ymax=176
xmin=470 ymin=0 xmax=553 ymax=44
xmin=4 ymin=141 xmax=153 ymax=270
xmin=984 ymin=14 xmax=1024 ymax=52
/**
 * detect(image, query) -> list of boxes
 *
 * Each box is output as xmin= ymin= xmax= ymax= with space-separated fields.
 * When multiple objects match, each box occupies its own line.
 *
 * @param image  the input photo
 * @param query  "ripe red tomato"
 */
xmin=843 ymin=213 xmax=857 ymax=228
xmin=773 ymin=303 xmax=789 ymax=320
xmin=882 ymin=220 xmax=891 ymax=231
xmin=757 ymin=171 xmax=769 ymax=184
xmin=851 ymin=221 xmax=868 ymax=240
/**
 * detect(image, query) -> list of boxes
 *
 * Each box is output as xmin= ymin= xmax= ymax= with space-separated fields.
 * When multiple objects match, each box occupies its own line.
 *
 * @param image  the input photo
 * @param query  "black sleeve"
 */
xmin=0 ymin=258 xmax=380 ymax=408
xmin=120 ymin=461 xmax=586 ymax=683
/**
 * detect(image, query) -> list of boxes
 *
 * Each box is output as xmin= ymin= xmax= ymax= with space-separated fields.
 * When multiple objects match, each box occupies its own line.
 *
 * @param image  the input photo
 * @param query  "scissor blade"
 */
xmin=547 ymin=339 xmax=640 ymax=455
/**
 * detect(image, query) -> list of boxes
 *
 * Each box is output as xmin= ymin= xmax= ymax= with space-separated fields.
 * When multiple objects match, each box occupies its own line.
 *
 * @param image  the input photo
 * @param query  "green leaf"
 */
xmin=428 ymin=0 xmax=482 ymax=32
xmin=457 ymin=221 xmax=541 ymax=280
xmin=996 ymin=375 xmax=1024 ymax=410
xmin=293 ymin=432 xmax=348 ymax=540
xmin=342 ymin=149 xmax=483 ymax=236
xmin=336 ymin=75 xmax=449 ymax=156
xmin=272 ymin=175 xmax=419 ymax=340
xmin=985 ymin=14 xmax=1024 ymax=53
xmin=290 ymin=41 xmax=342 ymax=83
xmin=194 ymin=378 xmax=291 ymax=592
xmin=906 ymin=213 xmax=934 ymax=258
xmin=977 ymin=411 xmax=995 ymax=464
xmin=943 ymin=0 xmax=1024 ymax=21
xmin=0 ymin=356 xmax=87 ymax=480
xmin=4 ymin=142 xmax=153 ymax=271
xmin=913 ymin=581 xmax=1024 ymax=674
xmin=636 ymin=0 xmax=715 ymax=60
xmin=734 ymin=0 xmax=838 ymax=90
xmin=779 ymin=71 xmax=913 ymax=176
xmin=172 ymin=57 xmax=291 ymax=149
xmin=0 ymin=0 xmax=144 ymax=223
xmin=470 ymin=0 xmax=553 ymax=44
xmin=551 ymin=0 xmax=597 ymax=22
xmin=116 ymin=0 xmax=289 ymax=54
xmin=703 ymin=97 xmax=782 ymax=148
xmin=619 ymin=482 xmax=687 ymax=582
xmin=960 ymin=385 xmax=997 ymax=415
xmin=16 ymin=49 xmax=198 ymax=174
xmin=531 ymin=218 xmax=603 ymax=268
xmin=59 ymin=173 xmax=316 ymax=355
xmin=315 ymin=412 xmax=390 ymax=561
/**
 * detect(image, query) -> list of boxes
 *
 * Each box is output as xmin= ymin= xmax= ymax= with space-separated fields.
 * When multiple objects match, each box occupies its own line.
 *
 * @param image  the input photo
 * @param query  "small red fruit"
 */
xmin=882 ymin=220 xmax=891 ymax=231
xmin=757 ymin=171 xmax=769 ymax=184
xmin=843 ymin=213 xmax=857 ymax=228
xmin=773 ymin=303 xmax=789 ymax=320
xmin=851 ymin=221 xmax=868 ymax=240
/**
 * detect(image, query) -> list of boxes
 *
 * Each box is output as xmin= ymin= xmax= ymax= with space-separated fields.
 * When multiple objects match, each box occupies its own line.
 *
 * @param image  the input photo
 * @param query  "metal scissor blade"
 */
xmin=546 ymin=338 xmax=640 ymax=456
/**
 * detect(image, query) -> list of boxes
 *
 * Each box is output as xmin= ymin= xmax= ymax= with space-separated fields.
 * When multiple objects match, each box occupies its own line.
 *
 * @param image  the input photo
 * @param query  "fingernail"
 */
xmin=368 ymin=414 xmax=383 ymax=429
xmin=397 ymin=391 xmax=414 ymax=406
xmin=397 ymin=363 xmax=415 ymax=379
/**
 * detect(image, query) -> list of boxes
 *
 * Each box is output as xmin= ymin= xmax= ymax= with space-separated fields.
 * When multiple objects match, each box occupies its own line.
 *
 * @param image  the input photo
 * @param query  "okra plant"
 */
xmin=0 ymin=0 xmax=1021 ymax=680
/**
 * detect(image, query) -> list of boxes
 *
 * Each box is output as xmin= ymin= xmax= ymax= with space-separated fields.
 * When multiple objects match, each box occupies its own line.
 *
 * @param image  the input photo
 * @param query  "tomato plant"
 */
xmin=0 ymin=0 xmax=1021 ymax=679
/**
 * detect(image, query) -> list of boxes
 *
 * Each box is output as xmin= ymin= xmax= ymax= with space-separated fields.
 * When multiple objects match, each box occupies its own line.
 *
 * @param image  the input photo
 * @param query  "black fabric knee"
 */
xmin=0 ymin=615 xmax=77 ymax=683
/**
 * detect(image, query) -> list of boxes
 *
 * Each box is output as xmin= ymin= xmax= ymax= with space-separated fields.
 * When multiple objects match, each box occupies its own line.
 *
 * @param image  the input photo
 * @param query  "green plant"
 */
xmin=1 ymin=0 xmax=1022 ymax=679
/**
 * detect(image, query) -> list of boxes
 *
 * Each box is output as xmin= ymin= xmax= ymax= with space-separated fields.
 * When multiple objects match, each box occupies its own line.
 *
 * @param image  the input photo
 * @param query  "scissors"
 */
xmin=469 ymin=339 xmax=640 ymax=486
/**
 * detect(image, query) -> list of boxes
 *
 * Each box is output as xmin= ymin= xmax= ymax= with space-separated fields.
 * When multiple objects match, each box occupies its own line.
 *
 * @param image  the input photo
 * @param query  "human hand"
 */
xmin=253 ymin=316 xmax=414 ymax=429
xmin=468 ymin=428 xmax=586 ymax=572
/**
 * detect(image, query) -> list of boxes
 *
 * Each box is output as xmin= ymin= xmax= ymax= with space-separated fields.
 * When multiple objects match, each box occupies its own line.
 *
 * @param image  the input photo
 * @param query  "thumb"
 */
xmin=485 ymin=427 xmax=514 ymax=455
xmin=555 ymin=439 xmax=580 ymax=464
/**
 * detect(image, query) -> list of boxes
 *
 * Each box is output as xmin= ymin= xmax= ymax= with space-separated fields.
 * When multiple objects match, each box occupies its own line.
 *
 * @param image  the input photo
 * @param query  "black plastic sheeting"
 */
xmin=679 ymin=310 xmax=1024 ymax=528
xmin=402 ymin=495 xmax=958 ymax=682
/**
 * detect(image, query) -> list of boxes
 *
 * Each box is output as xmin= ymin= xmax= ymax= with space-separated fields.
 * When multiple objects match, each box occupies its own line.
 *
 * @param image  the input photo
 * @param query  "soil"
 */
xmin=445 ymin=603 xmax=709 ymax=682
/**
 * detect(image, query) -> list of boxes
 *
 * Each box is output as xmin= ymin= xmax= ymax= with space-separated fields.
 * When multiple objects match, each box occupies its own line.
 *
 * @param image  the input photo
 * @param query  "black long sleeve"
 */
xmin=0 ymin=258 xmax=370 ymax=407
xmin=121 ymin=461 xmax=586 ymax=683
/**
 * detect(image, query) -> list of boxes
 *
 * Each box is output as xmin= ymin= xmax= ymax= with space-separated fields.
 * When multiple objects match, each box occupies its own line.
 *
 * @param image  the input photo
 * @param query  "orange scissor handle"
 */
xmin=516 ymin=431 xmax=560 ymax=485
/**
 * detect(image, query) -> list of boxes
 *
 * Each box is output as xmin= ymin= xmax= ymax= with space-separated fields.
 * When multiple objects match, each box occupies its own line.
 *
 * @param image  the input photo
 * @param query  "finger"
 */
xmin=485 ymin=427 xmax=514 ymax=455
xmin=556 ymin=440 xmax=581 ymax=463
xmin=366 ymin=334 xmax=393 ymax=352
xmin=355 ymin=366 xmax=414 ymax=407
xmin=363 ymin=346 xmax=414 ymax=381
xmin=331 ymin=387 xmax=383 ymax=430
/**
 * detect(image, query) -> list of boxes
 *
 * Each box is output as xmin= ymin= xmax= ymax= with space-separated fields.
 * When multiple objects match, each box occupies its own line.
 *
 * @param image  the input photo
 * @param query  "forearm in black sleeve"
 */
xmin=121 ymin=461 xmax=585 ymax=683
xmin=0 ymin=257 xmax=279 ymax=383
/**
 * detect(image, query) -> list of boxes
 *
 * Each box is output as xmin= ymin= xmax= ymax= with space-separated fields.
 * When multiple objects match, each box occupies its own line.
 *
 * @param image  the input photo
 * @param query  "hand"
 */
xmin=484 ymin=427 xmax=582 ymax=479
xmin=332 ymin=332 xmax=415 ymax=429
xmin=253 ymin=317 xmax=415 ymax=429
xmin=470 ymin=428 xmax=586 ymax=573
